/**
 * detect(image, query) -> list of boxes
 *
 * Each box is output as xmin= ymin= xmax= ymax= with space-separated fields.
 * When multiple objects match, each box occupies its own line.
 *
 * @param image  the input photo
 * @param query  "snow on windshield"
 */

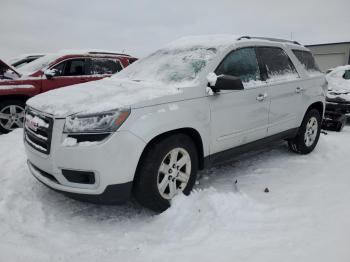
xmin=16 ymin=54 xmax=59 ymax=76
xmin=326 ymin=65 xmax=350 ymax=92
xmin=115 ymin=46 xmax=218 ymax=85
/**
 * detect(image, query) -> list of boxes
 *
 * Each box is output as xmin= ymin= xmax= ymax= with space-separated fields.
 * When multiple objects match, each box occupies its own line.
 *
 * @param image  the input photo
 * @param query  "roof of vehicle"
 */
xmin=54 ymin=49 xmax=132 ymax=57
xmin=164 ymin=34 xmax=303 ymax=50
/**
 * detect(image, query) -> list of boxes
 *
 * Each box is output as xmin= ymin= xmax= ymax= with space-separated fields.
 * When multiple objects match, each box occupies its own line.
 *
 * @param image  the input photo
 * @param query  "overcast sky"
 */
xmin=1 ymin=0 xmax=349 ymax=60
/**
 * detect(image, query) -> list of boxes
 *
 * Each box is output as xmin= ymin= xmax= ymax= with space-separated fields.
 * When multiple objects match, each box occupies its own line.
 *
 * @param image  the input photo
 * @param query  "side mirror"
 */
xmin=207 ymin=73 xmax=244 ymax=93
xmin=44 ymin=69 xmax=58 ymax=80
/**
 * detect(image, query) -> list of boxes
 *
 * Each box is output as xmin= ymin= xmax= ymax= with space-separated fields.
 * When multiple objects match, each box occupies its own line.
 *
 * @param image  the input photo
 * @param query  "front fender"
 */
xmin=0 ymin=79 xmax=41 ymax=97
xmin=120 ymin=97 xmax=211 ymax=157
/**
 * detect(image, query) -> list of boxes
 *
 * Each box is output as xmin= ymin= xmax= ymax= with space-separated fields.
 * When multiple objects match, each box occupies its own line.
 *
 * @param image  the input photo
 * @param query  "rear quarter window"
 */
xmin=292 ymin=50 xmax=321 ymax=74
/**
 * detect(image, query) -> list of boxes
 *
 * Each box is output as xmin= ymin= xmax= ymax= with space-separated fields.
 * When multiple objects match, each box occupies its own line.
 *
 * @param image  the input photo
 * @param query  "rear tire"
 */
xmin=334 ymin=120 xmax=345 ymax=132
xmin=0 ymin=100 xmax=25 ymax=134
xmin=288 ymin=109 xmax=321 ymax=154
xmin=133 ymin=134 xmax=198 ymax=212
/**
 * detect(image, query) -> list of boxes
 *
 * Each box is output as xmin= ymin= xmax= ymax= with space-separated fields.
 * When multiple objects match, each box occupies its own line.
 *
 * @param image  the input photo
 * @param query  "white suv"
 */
xmin=24 ymin=35 xmax=326 ymax=211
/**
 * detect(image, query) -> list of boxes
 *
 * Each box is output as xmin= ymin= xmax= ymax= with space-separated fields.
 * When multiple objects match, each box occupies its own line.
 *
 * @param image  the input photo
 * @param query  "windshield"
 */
xmin=16 ymin=54 xmax=59 ymax=75
xmin=115 ymin=47 xmax=218 ymax=85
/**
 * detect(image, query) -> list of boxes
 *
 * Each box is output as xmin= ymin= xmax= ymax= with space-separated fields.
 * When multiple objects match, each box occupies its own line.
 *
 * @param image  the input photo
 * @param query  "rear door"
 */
xmin=256 ymin=46 xmax=303 ymax=135
xmin=41 ymin=58 xmax=89 ymax=92
xmin=209 ymin=47 xmax=269 ymax=154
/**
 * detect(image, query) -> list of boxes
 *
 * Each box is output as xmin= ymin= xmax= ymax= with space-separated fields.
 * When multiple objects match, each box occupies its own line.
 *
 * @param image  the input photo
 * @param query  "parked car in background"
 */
xmin=8 ymin=54 xmax=45 ymax=68
xmin=323 ymin=65 xmax=350 ymax=131
xmin=0 ymin=50 xmax=137 ymax=133
xmin=24 ymin=35 xmax=326 ymax=212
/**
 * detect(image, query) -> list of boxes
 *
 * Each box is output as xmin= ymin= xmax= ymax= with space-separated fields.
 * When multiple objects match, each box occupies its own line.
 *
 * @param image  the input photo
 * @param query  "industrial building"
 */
xmin=306 ymin=42 xmax=350 ymax=72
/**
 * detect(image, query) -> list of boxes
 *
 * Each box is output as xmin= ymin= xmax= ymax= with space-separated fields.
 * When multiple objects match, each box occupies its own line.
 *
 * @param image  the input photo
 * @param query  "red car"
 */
xmin=0 ymin=51 xmax=137 ymax=133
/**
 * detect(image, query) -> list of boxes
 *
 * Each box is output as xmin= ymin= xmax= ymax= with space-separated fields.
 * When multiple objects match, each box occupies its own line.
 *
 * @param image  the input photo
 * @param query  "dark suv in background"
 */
xmin=0 ymin=51 xmax=137 ymax=133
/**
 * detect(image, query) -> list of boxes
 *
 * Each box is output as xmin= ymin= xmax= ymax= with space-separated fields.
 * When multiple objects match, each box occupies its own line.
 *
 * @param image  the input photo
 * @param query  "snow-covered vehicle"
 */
xmin=323 ymin=65 xmax=350 ymax=131
xmin=8 ymin=54 xmax=45 ymax=68
xmin=24 ymin=35 xmax=326 ymax=212
xmin=0 ymin=51 xmax=137 ymax=133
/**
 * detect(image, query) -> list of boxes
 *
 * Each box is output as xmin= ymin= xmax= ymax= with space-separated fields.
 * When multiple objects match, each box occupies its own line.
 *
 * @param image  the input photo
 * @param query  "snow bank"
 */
xmin=1 ymin=128 xmax=350 ymax=261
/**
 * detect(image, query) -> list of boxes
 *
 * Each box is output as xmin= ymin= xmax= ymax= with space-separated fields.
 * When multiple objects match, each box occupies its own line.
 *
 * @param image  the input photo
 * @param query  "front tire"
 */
xmin=133 ymin=134 xmax=198 ymax=212
xmin=288 ymin=109 xmax=321 ymax=154
xmin=0 ymin=100 xmax=25 ymax=134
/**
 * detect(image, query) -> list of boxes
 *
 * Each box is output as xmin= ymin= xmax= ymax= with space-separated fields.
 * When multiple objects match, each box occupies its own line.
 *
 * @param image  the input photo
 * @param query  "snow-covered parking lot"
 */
xmin=0 ymin=128 xmax=349 ymax=262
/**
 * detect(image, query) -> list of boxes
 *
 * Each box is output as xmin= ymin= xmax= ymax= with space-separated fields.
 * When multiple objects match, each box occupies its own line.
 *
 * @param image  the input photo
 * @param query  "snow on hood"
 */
xmin=27 ymin=77 xmax=184 ymax=117
xmin=27 ymin=36 xmax=231 ymax=117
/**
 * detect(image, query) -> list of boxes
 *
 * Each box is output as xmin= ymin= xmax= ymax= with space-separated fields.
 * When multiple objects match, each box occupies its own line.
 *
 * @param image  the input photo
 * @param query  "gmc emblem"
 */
xmin=26 ymin=119 xmax=39 ymax=132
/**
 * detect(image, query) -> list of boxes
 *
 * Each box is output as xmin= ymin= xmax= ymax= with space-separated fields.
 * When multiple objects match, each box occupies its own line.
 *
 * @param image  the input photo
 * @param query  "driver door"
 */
xmin=209 ymin=47 xmax=269 ymax=154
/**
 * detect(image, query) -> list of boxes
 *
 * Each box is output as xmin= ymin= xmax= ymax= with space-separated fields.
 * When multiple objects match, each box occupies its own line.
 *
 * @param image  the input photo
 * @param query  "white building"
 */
xmin=306 ymin=42 xmax=350 ymax=72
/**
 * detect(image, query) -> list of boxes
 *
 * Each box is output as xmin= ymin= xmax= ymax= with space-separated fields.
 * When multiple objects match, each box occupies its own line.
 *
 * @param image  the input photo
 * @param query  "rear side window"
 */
xmin=343 ymin=70 xmax=350 ymax=80
xmin=292 ymin=50 xmax=321 ymax=73
xmin=216 ymin=47 xmax=261 ymax=83
xmin=90 ymin=59 xmax=123 ymax=75
xmin=257 ymin=47 xmax=299 ymax=82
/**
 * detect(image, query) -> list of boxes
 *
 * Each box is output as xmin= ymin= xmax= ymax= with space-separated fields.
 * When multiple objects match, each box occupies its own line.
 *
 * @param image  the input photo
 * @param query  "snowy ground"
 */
xmin=0 ymin=128 xmax=349 ymax=262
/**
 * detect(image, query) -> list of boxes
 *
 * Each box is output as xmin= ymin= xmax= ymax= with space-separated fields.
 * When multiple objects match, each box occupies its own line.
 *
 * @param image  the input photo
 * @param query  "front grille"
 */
xmin=24 ymin=108 xmax=53 ymax=155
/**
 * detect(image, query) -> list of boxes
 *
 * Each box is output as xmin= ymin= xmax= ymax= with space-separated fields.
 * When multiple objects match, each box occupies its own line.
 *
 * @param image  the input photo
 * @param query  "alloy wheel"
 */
xmin=304 ymin=116 xmax=318 ymax=147
xmin=0 ymin=105 xmax=25 ymax=131
xmin=157 ymin=147 xmax=192 ymax=199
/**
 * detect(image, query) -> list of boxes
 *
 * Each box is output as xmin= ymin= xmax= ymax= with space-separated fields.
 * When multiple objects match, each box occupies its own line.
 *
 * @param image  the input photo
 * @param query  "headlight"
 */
xmin=63 ymin=109 xmax=130 ymax=134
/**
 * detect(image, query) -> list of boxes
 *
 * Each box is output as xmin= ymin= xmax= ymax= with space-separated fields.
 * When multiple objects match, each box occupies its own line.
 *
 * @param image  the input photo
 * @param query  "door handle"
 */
xmin=256 ymin=93 xmax=267 ymax=102
xmin=295 ymin=87 xmax=304 ymax=93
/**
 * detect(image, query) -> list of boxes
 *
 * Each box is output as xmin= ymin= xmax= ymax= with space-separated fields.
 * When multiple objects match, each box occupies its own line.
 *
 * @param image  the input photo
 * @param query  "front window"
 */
xmin=115 ymin=47 xmax=218 ymax=85
xmin=215 ymin=47 xmax=261 ymax=83
xmin=52 ymin=59 xmax=86 ymax=76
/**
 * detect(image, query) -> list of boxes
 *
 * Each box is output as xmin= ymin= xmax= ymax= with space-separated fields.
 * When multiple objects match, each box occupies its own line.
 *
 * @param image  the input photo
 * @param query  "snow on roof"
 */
xmin=164 ymin=34 xmax=242 ymax=49
xmin=55 ymin=49 xmax=131 ymax=57
xmin=164 ymin=34 xmax=302 ymax=50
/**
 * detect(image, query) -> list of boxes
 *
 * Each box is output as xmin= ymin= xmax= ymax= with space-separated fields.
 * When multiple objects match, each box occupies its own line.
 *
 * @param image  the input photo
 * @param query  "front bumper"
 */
xmin=326 ymin=101 xmax=350 ymax=114
xmin=25 ymin=117 xmax=146 ymax=203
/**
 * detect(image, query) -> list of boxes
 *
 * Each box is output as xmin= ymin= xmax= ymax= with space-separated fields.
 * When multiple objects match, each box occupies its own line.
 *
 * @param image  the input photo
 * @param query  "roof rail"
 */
xmin=237 ymin=36 xmax=300 ymax=45
xmin=88 ymin=51 xmax=130 ymax=56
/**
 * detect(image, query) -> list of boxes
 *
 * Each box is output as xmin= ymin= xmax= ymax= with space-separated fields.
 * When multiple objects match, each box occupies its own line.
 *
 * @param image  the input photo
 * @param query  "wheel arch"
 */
xmin=0 ymin=94 xmax=31 ymax=104
xmin=136 ymin=127 xmax=205 ymax=174
xmin=306 ymin=101 xmax=324 ymax=117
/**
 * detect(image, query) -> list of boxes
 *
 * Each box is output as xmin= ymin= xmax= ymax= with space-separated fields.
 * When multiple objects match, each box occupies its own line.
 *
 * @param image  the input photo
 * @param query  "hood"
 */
xmin=27 ymin=77 xmax=197 ymax=117
xmin=0 ymin=59 xmax=21 ymax=79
